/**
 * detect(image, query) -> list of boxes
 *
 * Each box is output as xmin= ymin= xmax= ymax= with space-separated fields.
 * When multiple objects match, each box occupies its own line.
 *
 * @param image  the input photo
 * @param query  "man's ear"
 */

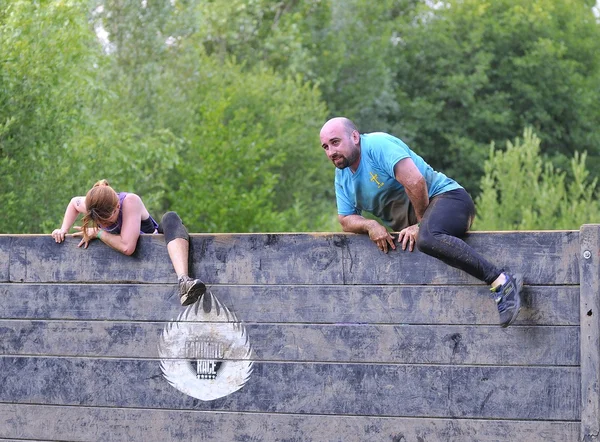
xmin=351 ymin=130 xmax=360 ymax=143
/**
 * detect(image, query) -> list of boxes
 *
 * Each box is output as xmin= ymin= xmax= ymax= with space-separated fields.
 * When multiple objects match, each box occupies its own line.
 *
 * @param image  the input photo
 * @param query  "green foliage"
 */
xmin=156 ymin=53 xmax=334 ymax=232
xmin=3 ymin=0 xmax=600 ymax=234
xmin=474 ymin=128 xmax=600 ymax=230
xmin=0 ymin=0 xmax=99 ymax=233
xmin=389 ymin=0 xmax=600 ymax=194
xmin=186 ymin=0 xmax=415 ymax=131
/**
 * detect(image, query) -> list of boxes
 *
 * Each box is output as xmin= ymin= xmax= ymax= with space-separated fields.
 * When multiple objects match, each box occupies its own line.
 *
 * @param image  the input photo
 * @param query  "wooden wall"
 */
xmin=0 ymin=226 xmax=598 ymax=441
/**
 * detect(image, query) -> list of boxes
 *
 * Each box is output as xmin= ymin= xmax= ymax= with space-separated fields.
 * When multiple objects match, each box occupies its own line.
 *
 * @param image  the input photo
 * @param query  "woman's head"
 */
xmin=81 ymin=179 xmax=119 ymax=240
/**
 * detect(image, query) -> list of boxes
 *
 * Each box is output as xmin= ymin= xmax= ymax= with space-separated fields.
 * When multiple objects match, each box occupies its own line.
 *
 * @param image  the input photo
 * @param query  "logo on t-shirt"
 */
xmin=369 ymin=171 xmax=384 ymax=189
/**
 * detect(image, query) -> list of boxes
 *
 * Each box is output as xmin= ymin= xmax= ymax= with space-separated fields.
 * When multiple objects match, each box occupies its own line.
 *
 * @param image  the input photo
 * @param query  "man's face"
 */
xmin=320 ymin=121 xmax=360 ymax=170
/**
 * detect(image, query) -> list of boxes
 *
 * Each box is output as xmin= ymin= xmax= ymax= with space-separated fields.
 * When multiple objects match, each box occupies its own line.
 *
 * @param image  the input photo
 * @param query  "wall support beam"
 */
xmin=580 ymin=224 xmax=600 ymax=441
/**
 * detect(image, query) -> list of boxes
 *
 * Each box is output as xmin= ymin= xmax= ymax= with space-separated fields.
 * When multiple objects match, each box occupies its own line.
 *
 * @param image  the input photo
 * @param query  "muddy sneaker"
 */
xmin=491 ymin=273 xmax=523 ymax=327
xmin=178 ymin=275 xmax=206 ymax=306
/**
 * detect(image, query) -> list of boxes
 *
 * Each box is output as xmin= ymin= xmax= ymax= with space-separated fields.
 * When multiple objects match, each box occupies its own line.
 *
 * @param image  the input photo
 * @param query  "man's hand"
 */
xmin=397 ymin=224 xmax=420 ymax=252
xmin=72 ymin=226 xmax=99 ymax=249
xmin=51 ymin=228 xmax=68 ymax=243
xmin=367 ymin=221 xmax=396 ymax=253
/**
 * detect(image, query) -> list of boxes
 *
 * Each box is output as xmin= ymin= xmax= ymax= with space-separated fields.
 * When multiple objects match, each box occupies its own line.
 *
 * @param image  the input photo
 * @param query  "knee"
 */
xmin=416 ymin=228 xmax=437 ymax=255
xmin=161 ymin=211 xmax=181 ymax=228
xmin=161 ymin=211 xmax=189 ymax=243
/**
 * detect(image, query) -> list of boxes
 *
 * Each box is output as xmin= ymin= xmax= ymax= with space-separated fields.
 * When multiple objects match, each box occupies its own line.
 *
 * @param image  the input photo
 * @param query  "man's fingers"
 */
xmin=400 ymin=233 xmax=409 ymax=250
xmin=386 ymin=237 xmax=396 ymax=251
xmin=381 ymin=240 xmax=388 ymax=253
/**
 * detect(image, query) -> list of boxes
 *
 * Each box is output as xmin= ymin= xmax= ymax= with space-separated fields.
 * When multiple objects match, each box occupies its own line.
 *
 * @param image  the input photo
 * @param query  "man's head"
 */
xmin=320 ymin=117 xmax=361 ymax=171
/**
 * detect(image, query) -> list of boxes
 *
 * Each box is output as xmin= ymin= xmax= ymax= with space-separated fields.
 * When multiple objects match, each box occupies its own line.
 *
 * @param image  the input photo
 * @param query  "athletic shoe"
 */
xmin=491 ymin=273 xmax=523 ymax=327
xmin=178 ymin=275 xmax=206 ymax=306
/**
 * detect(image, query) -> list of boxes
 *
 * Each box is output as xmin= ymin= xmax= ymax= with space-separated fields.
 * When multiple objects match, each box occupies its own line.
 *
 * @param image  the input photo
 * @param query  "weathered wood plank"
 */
xmin=0 ymin=404 xmax=580 ymax=442
xmin=6 ymin=234 xmax=345 ymax=284
xmin=0 ymin=321 xmax=579 ymax=366
xmin=343 ymin=230 xmax=580 ymax=285
xmin=0 ymin=284 xmax=579 ymax=326
xmin=0 ymin=236 xmax=9 ymax=283
xmin=0 ymin=357 xmax=580 ymax=420
xmin=6 ymin=232 xmax=579 ymax=284
xmin=7 ymin=234 xmax=174 ymax=284
xmin=579 ymin=224 xmax=600 ymax=442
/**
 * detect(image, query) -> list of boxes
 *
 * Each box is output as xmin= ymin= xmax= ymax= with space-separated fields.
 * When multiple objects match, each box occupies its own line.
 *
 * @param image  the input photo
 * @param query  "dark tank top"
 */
xmin=101 ymin=192 xmax=159 ymax=235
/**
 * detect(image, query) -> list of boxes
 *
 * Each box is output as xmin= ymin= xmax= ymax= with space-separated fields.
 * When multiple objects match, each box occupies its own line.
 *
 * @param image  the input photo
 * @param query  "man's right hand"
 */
xmin=367 ymin=221 xmax=396 ymax=253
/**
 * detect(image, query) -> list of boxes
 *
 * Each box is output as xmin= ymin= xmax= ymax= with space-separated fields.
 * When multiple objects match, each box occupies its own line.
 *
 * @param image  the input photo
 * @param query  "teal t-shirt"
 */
xmin=335 ymin=132 xmax=462 ymax=230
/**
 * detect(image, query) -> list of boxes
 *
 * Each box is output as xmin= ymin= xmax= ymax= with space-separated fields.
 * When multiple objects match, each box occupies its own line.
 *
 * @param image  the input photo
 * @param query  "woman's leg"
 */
xmin=159 ymin=211 xmax=205 ymax=306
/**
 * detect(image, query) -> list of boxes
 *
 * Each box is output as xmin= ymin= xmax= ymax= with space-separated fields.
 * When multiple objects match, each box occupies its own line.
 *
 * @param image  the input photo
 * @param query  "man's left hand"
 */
xmin=397 ymin=224 xmax=420 ymax=252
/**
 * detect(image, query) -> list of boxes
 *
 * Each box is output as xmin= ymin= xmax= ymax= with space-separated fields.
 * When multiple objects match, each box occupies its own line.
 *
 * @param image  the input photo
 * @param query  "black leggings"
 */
xmin=158 ymin=211 xmax=190 ymax=244
xmin=416 ymin=189 xmax=502 ymax=285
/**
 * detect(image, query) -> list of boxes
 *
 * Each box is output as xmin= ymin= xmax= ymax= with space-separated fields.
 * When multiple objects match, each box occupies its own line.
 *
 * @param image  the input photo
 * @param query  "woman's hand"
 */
xmin=51 ymin=228 xmax=68 ymax=243
xmin=397 ymin=224 xmax=420 ymax=252
xmin=72 ymin=226 xmax=99 ymax=249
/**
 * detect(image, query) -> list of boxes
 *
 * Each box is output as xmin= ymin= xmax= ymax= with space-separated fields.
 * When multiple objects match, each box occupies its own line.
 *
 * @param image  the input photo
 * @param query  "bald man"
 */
xmin=320 ymin=117 xmax=523 ymax=327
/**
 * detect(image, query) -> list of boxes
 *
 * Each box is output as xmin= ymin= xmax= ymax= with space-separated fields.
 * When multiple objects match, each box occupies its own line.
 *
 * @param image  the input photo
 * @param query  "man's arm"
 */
xmin=339 ymin=214 xmax=396 ymax=253
xmin=393 ymin=158 xmax=429 ymax=221
xmin=394 ymin=157 xmax=428 ymax=251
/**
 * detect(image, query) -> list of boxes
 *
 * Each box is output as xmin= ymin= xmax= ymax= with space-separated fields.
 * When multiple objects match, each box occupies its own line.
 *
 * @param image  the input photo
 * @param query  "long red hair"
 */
xmin=81 ymin=179 xmax=119 ymax=242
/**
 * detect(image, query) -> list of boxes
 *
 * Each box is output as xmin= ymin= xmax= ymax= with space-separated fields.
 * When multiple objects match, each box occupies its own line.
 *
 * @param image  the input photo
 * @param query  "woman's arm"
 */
xmin=51 ymin=196 xmax=87 ymax=243
xmin=92 ymin=193 xmax=144 ymax=256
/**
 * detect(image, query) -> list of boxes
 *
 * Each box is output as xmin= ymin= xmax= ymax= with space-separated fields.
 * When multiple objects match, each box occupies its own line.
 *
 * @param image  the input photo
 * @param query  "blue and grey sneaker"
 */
xmin=491 ymin=273 xmax=523 ymax=327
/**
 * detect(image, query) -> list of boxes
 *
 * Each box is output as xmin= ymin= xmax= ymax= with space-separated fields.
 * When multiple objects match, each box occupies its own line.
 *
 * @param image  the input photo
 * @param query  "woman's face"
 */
xmin=97 ymin=204 xmax=119 ymax=228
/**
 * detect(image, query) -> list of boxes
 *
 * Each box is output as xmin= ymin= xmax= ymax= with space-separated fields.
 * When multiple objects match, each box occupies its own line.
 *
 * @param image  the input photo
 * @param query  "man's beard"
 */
xmin=332 ymin=155 xmax=350 ymax=169
xmin=332 ymin=150 xmax=358 ymax=169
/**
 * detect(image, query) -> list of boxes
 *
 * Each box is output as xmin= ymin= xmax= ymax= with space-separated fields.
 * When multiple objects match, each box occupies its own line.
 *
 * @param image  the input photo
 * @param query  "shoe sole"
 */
xmin=502 ymin=273 xmax=523 ymax=328
xmin=180 ymin=281 xmax=207 ymax=306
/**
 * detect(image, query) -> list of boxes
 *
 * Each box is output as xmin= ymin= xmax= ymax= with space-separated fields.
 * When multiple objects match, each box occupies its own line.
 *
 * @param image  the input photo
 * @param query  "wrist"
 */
xmin=97 ymin=230 xmax=103 ymax=240
xmin=366 ymin=219 xmax=380 ymax=232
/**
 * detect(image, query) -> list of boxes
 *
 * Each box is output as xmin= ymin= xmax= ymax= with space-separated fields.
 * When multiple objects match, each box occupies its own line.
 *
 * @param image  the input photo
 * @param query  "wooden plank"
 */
xmin=189 ymin=233 xmax=345 ymax=285
xmin=0 ymin=321 xmax=579 ymax=366
xmin=579 ymin=224 xmax=600 ymax=442
xmin=7 ymin=234 xmax=175 ymax=284
xmin=6 ymin=234 xmax=345 ymax=285
xmin=6 ymin=232 xmax=579 ymax=285
xmin=343 ymin=230 xmax=580 ymax=285
xmin=0 ymin=284 xmax=579 ymax=326
xmin=0 ymin=357 xmax=580 ymax=420
xmin=0 ymin=404 xmax=580 ymax=442
xmin=0 ymin=236 xmax=9 ymax=283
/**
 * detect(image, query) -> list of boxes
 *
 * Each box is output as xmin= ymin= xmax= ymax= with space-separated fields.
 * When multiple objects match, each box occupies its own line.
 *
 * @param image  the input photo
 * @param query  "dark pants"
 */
xmin=158 ymin=211 xmax=190 ymax=244
xmin=416 ymin=189 xmax=502 ymax=285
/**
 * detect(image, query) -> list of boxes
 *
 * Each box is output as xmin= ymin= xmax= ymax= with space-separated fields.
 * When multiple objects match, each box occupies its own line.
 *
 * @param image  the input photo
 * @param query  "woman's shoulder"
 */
xmin=121 ymin=192 xmax=144 ymax=209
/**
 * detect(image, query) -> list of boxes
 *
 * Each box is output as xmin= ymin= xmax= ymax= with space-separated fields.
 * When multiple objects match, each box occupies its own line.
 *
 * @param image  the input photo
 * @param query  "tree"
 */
xmin=77 ymin=0 xmax=338 ymax=233
xmin=474 ymin=127 xmax=600 ymax=230
xmin=154 ymin=48 xmax=334 ymax=232
xmin=388 ymin=0 xmax=600 ymax=194
xmin=0 ymin=0 xmax=99 ymax=233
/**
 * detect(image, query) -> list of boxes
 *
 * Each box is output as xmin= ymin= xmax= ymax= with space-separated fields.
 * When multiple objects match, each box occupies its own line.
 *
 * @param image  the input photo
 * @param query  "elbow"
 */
xmin=406 ymin=175 xmax=426 ymax=190
xmin=338 ymin=215 xmax=351 ymax=232
xmin=122 ymin=245 xmax=136 ymax=256
xmin=340 ymin=223 xmax=352 ymax=233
